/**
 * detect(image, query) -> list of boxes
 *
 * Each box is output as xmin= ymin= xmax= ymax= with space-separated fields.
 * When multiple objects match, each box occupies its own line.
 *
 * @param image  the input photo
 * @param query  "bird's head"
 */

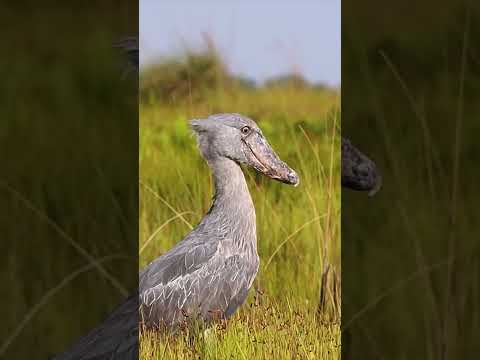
xmin=341 ymin=137 xmax=382 ymax=196
xmin=190 ymin=114 xmax=299 ymax=186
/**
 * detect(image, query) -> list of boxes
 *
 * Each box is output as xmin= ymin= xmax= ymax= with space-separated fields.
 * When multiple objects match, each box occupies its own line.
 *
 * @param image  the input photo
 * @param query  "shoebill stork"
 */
xmin=140 ymin=114 xmax=299 ymax=329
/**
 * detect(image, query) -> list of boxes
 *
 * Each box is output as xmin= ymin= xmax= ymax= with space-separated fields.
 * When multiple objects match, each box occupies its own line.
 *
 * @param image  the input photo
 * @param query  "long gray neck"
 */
xmin=203 ymin=157 xmax=257 ymax=253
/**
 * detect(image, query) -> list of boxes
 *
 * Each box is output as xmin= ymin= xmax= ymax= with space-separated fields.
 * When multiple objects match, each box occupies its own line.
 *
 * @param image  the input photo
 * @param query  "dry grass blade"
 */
xmin=444 ymin=8 xmax=470 ymax=355
xmin=318 ymin=264 xmax=341 ymax=322
xmin=140 ymin=180 xmax=194 ymax=230
xmin=264 ymin=215 xmax=326 ymax=271
xmin=140 ymin=211 xmax=193 ymax=254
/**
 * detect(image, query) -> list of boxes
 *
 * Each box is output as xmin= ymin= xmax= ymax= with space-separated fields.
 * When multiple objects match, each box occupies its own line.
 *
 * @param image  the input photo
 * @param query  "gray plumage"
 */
xmin=54 ymin=295 xmax=139 ymax=359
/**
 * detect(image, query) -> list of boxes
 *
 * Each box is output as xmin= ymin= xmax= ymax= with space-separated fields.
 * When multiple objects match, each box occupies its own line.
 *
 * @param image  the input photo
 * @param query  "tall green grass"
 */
xmin=139 ymin=84 xmax=341 ymax=358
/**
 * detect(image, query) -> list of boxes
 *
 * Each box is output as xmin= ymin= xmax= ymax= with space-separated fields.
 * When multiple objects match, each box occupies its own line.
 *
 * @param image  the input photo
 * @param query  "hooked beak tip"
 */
xmin=367 ymin=174 xmax=382 ymax=197
xmin=288 ymin=172 xmax=300 ymax=187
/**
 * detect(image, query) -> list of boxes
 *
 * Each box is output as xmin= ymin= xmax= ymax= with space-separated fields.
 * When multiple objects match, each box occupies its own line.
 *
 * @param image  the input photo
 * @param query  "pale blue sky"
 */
xmin=140 ymin=0 xmax=340 ymax=87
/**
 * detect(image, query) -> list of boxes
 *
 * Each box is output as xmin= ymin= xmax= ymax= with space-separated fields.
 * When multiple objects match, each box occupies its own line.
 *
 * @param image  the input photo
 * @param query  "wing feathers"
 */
xmin=140 ymin=250 xmax=257 ymax=329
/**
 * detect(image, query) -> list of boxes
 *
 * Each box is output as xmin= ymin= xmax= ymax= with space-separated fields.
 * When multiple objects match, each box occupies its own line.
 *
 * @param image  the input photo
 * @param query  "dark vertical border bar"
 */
xmin=343 ymin=0 xmax=480 ymax=358
xmin=0 ymin=2 xmax=138 ymax=358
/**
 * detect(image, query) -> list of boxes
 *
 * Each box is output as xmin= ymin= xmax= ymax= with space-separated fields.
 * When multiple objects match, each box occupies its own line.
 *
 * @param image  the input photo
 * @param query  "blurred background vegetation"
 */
xmin=139 ymin=38 xmax=341 ymax=359
xmin=343 ymin=1 xmax=480 ymax=359
xmin=0 ymin=2 xmax=137 ymax=358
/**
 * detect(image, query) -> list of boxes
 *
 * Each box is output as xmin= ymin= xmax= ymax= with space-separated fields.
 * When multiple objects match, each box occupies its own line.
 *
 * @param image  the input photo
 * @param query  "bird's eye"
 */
xmin=241 ymin=126 xmax=251 ymax=135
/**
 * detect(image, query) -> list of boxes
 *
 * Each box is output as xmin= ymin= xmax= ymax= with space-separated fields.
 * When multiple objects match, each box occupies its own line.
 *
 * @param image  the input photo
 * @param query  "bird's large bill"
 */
xmin=243 ymin=132 xmax=299 ymax=186
xmin=341 ymin=137 xmax=381 ymax=196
